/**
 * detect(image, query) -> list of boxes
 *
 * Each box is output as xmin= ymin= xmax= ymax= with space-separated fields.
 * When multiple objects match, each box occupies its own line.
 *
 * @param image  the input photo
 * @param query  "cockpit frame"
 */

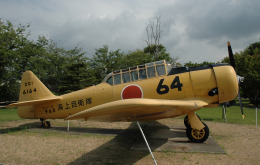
xmin=103 ymin=60 xmax=172 ymax=86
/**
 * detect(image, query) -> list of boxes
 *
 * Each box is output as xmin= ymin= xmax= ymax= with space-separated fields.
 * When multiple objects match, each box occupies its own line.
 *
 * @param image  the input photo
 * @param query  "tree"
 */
xmin=0 ymin=19 xmax=92 ymax=100
xmin=184 ymin=61 xmax=215 ymax=67
xmin=91 ymin=45 xmax=125 ymax=83
xmin=0 ymin=19 xmax=31 ymax=101
xmin=145 ymin=17 xmax=162 ymax=60
xmin=123 ymin=49 xmax=153 ymax=67
xmin=143 ymin=44 xmax=178 ymax=65
xmin=59 ymin=47 xmax=93 ymax=94
xmin=144 ymin=17 xmax=178 ymax=65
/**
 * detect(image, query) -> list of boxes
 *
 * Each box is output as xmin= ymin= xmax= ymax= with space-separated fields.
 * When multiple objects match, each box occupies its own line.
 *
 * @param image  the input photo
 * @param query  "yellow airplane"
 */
xmin=7 ymin=42 xmax=240 ymax=144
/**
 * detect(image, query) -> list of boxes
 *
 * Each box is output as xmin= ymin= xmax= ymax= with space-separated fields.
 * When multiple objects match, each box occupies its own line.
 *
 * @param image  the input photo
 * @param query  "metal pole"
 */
xmin=223 ymin=105 xmax=227 ymax=122
xmin=256 ymin=108 xmax=258 ymax=128
xmin=136 ymin=121 xmax=157 ymax=165
xmin=224 ymin=106 xmax=227 ymax=122
xmin=67 ymin=120 xmax=70 ymax=131
xmin=222 ymin=105 xmax=224 ymax=119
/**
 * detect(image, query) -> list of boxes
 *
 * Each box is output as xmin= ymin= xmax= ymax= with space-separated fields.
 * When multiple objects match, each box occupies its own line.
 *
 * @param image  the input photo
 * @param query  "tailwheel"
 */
xmin=186 ymin=122 xmax=209 ymax=143
xmin=45 ymin=121 xmax=51 ymax=128
xmin=40 ymin=119 xmax=51 ymax=128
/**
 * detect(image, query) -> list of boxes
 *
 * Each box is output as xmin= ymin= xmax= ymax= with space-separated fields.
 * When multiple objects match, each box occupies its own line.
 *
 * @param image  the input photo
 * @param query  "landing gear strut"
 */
xmin=184 ymin=114 xmax=201 ymax=128
xmin=40 ymin=119 xmax=51 ymax=128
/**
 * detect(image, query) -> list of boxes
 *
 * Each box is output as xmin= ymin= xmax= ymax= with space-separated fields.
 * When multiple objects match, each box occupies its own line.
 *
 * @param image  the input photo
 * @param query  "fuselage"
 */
xmin=18 ymin=61 xmax=238 ymax=120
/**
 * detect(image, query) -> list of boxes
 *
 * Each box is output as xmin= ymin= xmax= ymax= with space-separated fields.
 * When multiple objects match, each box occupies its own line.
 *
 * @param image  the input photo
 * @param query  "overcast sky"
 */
xmin=1 ymin=0 xmax=260 ymax=64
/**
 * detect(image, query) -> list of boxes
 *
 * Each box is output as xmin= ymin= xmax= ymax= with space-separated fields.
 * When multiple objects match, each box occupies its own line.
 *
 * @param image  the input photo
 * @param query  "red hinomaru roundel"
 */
xmin=121 ymin=84 xmax=143 ymax=100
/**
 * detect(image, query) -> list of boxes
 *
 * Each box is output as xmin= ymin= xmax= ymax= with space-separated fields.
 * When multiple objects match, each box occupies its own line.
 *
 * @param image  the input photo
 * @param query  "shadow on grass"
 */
xmin=67 ymin=121 xmax=168 ymax=165
xmin=201 ymin=118 xmax=214 ymax=121
xmin=51 ymin=126 xmax=126 ymax=135
xmin=0 ymin=121 xmax=40 ymax=134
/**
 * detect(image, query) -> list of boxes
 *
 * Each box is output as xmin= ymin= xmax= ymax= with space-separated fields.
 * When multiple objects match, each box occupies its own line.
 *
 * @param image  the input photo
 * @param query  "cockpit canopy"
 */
xmin=103 ymin=60 xmax=172 ymax=85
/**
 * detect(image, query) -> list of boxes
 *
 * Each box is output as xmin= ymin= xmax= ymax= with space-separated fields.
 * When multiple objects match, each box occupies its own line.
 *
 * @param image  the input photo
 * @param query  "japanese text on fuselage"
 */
xmin=43 ymin=97 xmax=92 ymax=114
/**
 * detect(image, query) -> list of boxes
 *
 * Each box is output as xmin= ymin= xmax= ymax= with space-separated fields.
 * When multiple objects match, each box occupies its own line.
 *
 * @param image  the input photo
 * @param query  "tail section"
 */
xmin=8 ymin=71 xmax=61 ymax=108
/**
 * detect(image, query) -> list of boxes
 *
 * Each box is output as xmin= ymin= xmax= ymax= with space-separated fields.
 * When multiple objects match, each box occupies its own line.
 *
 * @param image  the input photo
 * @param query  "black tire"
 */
xmin=184 ymin=115 xmax=190 ymax=128
xmin=196 ymin=114 xmax=201 ymax=121
xmin=46 ymin=121 xmax=51 ymax=128
xmin=186 ymin=122 xmax=209 ymax=143
xmin=40 ymin=118 xmax=44 ymax=128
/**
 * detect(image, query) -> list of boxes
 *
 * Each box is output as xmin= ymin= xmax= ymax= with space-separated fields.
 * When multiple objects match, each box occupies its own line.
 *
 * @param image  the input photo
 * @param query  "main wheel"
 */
xmin=186 ymin=122 xmax=209 ymax=143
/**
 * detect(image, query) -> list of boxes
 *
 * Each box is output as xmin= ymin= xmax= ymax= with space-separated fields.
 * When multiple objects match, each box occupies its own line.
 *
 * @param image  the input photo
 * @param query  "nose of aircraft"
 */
xmin=213 ymin=65 xmax=239 ymax=104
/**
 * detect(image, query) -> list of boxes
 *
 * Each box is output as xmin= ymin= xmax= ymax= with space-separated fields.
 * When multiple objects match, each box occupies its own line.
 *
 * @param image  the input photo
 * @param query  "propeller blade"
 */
xmin=227 ymin=41 xmax=236 ymax=70
xmin=227 ymin=41 xmax=244 ymax=119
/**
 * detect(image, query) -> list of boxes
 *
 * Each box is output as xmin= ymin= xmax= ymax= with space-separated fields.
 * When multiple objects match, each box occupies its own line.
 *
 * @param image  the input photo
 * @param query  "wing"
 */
xmin=66 ymin=99 xmax=208 ymax=122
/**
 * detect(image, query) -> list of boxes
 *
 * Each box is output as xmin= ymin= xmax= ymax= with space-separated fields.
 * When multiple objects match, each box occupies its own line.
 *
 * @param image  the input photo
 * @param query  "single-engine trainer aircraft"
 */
xmin=8 ymin=42 xmax=241 ymax=147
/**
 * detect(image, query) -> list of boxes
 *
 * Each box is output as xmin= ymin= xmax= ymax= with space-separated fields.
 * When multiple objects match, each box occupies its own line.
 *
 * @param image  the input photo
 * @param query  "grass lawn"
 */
xmin=197 ymin=105 xmax=259 ymax=125
xmin=0 ymin=108 xmax=23 ymax=122
xmin=197 ymin=99 xmax=259 ymax=125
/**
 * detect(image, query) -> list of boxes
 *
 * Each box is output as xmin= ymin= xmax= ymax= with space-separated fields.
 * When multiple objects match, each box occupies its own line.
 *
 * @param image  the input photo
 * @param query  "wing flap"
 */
xmin=66 ymin=99 xmax=207 ymax=122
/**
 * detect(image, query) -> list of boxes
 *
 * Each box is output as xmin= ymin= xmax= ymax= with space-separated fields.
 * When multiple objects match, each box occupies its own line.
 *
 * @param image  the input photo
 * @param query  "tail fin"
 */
xmin=8 ymin=71 xmax=60 ymax=107
xmin=19 ymin=71 xmax=54 ymax=101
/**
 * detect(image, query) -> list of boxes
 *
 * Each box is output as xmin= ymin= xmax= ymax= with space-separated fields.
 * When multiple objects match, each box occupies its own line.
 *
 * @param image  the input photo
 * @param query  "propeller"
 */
xmin=227 ymin=41 xmax=244 ymax=119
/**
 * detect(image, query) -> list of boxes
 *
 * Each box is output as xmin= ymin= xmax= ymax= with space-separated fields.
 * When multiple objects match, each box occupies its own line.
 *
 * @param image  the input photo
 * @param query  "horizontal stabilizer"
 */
xmin=7 ymin=96 xmax=61 ymax=108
